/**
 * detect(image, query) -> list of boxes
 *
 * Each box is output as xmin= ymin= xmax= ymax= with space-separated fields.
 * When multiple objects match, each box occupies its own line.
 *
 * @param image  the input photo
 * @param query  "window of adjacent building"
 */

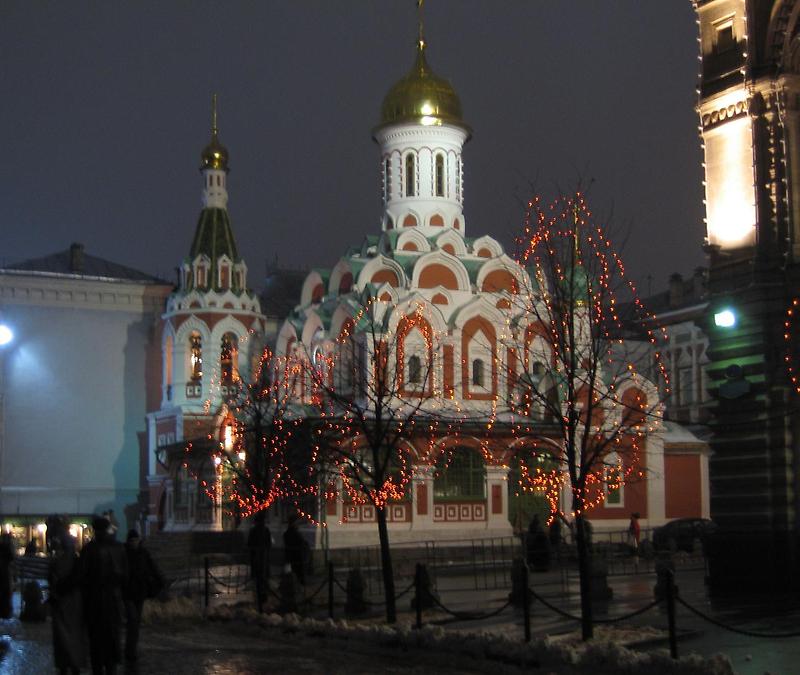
xmin=435 ymin=154 xmax=445 ymax=197
xmin=678 ymin=366 xmax=693 ymax=406
xmin=472 ymin=359 xmax=484 ymax=387
xmin=190 ymin=333 xmax=203 ymax=381
xmin=165 ymin=335 xmax=173 ymax=396
xmin=434 ymin=447 xmax=486 ymax=500
xmin=405 ymin=154 xmax=416 ymax=197
xmin=715 ymin=18 xmax=735 ymax=53
xmin=220 ymin=333 xmax=238 ymax=386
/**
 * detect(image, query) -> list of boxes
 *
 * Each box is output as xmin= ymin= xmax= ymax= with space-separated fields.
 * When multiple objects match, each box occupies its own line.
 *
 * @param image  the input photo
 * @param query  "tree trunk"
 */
xmin=575 ymin=514 xmax=594 ymax=640
xmin=376 ymin=506 xmax=397 ymax=623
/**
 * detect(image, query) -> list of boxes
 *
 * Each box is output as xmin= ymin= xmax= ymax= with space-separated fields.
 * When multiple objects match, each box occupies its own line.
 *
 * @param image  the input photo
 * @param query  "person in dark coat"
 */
xmin=525 ymin=515 xmax=541 ymax=565
xmin=548 ymin=516 xmax=562 ymax=547
xmin=283 ymin=518 xmax=306 ymax=585
xmin=80 ymin=516 xmax=128 ymax=675
xmin=49 ymin=523 xmax=86 ymax=674
xmin=124 ymin=529 xmax=163 ymax=664
xmin=247 ymin=511 xmax=272 ymax=608
xmin=0 ymin=533 xmax=13 ymax=619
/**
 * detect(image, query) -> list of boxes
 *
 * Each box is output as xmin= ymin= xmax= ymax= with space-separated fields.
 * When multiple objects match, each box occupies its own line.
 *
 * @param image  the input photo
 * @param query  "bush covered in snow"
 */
xmin=195 ymin=605 xmax=734 ymax=675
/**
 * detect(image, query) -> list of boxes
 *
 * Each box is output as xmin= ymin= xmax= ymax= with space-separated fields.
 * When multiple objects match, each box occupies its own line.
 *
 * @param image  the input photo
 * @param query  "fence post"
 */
xmin=415 ymin=563 xmax=422 ymax=630
xmin=204 ymin=556 xmax=210 ymax=610
xmin=328 ymin=561 xmax=334 ymax=620
xmin=666 ymin=569 xmax=678 ymax=659
xmin=522 ymin=562 xmax=531 ymax=643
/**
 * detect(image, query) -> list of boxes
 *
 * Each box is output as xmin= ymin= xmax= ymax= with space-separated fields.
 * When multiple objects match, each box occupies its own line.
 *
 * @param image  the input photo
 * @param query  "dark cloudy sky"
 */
xmin=2 ymin=2 xmax=704 ymax=293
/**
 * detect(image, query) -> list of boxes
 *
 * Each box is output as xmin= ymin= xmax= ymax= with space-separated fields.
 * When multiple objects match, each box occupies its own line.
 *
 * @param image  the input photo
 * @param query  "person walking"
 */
xmin=628 ymin=512 xmax=641 ymax=554
xmin=49 ymin=520 xmax=86 ymax=674
xmin=283 ymin=517 xmax=306 ymax=585
xmin=124 ymin=529 xmax=163 ymax=664
xmin=247 ymin=511 xmax=272 ymax=611
xmin=80 ymin=516 xmax=128 ymax=675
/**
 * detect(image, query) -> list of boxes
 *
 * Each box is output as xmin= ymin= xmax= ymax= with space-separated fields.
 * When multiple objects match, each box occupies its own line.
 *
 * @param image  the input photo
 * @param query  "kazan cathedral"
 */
xmin=135 ymin=31 xmax=712 ymax=548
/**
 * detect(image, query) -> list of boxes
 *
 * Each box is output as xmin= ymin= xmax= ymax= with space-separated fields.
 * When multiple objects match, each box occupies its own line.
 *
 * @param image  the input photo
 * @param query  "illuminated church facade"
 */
xmin=269 ymin=36 xmax=710 ymax=547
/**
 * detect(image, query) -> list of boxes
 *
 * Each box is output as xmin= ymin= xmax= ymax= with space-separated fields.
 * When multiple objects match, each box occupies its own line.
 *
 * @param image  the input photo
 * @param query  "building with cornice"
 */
xmin=694 ymin=0 xmax=800 ymax=587
xmin=0 ymin=244 xmax=171 ymax=547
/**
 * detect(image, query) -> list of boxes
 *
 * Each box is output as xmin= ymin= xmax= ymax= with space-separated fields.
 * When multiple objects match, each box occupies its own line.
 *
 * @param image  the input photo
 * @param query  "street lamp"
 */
xmin=714 ymin=308 xmax=736 ymax=328
xmin=0 ymin=320 xmax=12 ymax=520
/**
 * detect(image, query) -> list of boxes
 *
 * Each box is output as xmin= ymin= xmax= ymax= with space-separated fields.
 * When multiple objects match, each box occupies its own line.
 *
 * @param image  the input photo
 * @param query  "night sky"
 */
xmin=2 ymin=2 xmax=705 ymax=294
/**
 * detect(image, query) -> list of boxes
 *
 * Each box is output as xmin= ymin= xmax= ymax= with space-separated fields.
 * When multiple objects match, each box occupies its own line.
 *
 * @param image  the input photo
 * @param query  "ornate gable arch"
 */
xmin=328 ymin=259 xmax=355 ymax=296
xmin=388 ymin=293 xmax=448 ymax=337
xmin=357 ymin=255 xmax=407 ymax=291
xmin=451 ymin=295 xmax=507 ymax=332
xmin=174 ymin=314 xmax=211 ymax=344
xmin=301 ymin=270 xmax=327 ymax=306
xmin=276 ymin=321 xmax=299 ymax=357
xmin=472 ymin=235 xmax=503 ymax=259
xmin=435 ymin=230 xmax=468 ymax=256
xmin=301 ymin=310 xmax=326 ymax=347
xmin=476 ymin=255 xmax=528 ymax=295
xmin=396 ymin=228 xmax=431 ymax=253
xmin=412 ymin=251 xmax=470 ymax=292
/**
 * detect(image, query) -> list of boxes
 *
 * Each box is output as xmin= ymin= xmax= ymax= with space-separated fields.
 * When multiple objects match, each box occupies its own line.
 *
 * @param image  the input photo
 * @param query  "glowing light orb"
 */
xmin=0 ymin=325 xmax=12 ymax=346
xmin=714 ymin=309 xmax=736 ymax=328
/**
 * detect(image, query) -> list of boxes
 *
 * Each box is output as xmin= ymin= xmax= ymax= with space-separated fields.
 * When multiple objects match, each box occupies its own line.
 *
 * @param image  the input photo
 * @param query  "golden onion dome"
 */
xmin=379 ymin=41 xmax=468 ymax=132
xmin=201 ymin=132 xmax=229 ymax=172
xmin=200 ymin=94 xmax=229 ymax=172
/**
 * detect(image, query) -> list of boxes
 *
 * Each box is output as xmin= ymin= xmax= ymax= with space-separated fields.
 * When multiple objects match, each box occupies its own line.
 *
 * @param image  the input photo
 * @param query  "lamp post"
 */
xmin=0 ymin=320 xmax=14 ymax=515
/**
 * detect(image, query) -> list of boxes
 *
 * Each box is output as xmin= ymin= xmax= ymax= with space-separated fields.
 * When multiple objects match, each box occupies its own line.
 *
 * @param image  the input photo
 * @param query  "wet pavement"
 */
xmin=0 ymin=615 xmax=532 ymax=675
xmin=2 ymin=564 xmax=800 ymax=674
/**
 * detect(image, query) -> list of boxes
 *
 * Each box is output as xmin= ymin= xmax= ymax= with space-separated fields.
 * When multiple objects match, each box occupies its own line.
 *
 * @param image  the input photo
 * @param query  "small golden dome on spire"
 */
xmin=201 ymin=94 xmax=229 ymax=172
xmin=379 ymin=40 xmax=467 ymax=131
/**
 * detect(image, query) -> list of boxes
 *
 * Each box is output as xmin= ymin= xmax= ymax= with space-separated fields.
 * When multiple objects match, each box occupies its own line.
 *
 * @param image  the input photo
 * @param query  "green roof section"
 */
xmin=189 ymin=207 xmax=238 ymax=260
xmin=461 ymin=258 xmax=485 ymax=284
xmin=188 ymin=207 xmax=243 ymax=292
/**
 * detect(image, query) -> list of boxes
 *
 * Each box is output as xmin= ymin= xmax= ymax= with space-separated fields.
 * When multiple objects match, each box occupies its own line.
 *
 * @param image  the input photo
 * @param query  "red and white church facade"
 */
xmin=143 ymin=45 xmax=709 ymax=546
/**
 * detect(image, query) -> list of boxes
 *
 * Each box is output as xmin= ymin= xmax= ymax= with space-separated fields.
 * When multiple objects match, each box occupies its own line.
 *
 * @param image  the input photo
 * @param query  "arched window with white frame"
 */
xmin=405 ymin=153 xmax=416 ymax=197
xmin=402 ymin=326 xmax=430 ymax=392
xmin=220 ymin=332 xmax=238 ymax=387
xmin=435 ymin=153 xmax=445 ymax=197
xmin=465 ymin=326 xmax=494 ymax=396
xmin=190 ymin=332 xmax=203 ymax=382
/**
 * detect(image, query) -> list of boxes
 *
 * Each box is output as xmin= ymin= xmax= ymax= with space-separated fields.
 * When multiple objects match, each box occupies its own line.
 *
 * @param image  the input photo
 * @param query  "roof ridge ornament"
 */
xmin=417 ymin=0 xmax=425 ymax=50
xmin=211 ymin=92 xmax=219 ymax=138
xmin=201 ymin=93 xmax=229 ymax=172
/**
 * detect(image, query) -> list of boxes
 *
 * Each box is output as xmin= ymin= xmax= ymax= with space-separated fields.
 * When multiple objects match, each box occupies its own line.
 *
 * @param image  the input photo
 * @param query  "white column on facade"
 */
xmin=412 ymin=464 xmax=435 ymax=531
xmin=485 ymin=465 xmax=511 ymax=531
xmin=645 ymin=434 xmax=666 ymax=527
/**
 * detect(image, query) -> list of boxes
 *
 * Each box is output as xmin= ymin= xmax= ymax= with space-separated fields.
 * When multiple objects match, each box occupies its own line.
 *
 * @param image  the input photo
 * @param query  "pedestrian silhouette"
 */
xmin=80 ymin=516 xmax=128 ymax=674
xmin=124 ymin=529 xmax=163 ymax=664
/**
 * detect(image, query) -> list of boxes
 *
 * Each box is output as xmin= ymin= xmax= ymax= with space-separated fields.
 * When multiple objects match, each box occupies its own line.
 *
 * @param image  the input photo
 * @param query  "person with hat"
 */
xmin=123 ymin=529 xmax=163 ymax=664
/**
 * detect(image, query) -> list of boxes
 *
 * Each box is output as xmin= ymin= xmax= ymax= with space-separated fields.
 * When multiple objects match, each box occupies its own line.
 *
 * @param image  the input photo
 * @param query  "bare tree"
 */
xmin=503 ymin=191 xmax=666 ymax=640
xmin=207 ymin=345 xmax=314 ymax=521
xmin=302 ymin=292 xmax=457 ymax=623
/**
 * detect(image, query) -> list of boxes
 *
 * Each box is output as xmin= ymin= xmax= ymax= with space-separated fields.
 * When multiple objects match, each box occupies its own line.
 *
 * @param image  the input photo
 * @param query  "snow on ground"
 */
xmin=140 ymin=598 xmax=733 ymax=675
